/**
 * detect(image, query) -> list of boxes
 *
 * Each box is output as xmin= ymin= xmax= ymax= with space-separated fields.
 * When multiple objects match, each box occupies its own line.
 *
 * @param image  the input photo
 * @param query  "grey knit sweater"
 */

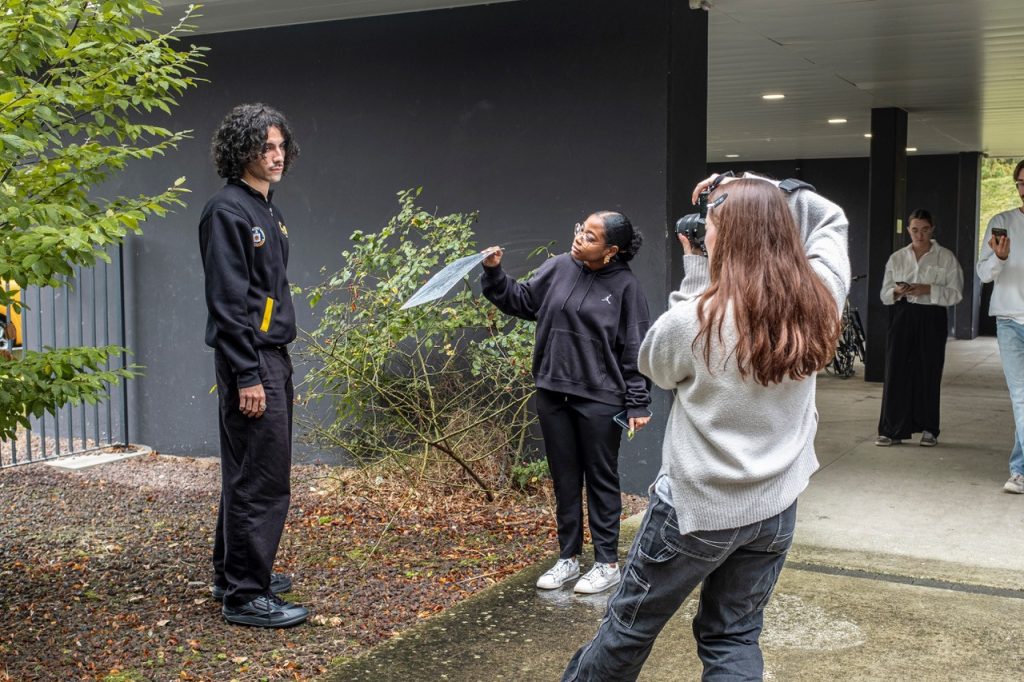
xmin=638 ymin=182 xmax=850 ymax=534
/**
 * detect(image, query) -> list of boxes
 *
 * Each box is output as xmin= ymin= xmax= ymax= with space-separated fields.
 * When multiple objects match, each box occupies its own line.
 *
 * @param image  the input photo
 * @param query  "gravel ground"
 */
xmin=0 ymin=453 xmax=644 ymax=681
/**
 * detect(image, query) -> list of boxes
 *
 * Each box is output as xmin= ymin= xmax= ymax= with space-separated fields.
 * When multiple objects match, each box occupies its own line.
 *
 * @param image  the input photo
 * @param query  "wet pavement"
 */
xmin=328 ymin=338 xmax=1024 ymax=681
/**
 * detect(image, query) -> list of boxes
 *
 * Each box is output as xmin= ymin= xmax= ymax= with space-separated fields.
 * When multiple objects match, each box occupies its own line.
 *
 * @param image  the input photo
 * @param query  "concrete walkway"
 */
xmin=328 ymin=337 xmax=1024 ymax=681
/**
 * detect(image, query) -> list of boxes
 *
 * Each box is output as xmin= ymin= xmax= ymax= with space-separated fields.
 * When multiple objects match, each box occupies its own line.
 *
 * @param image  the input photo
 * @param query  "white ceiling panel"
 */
xmin=708 ymin=0 xmax=1024 ymax=160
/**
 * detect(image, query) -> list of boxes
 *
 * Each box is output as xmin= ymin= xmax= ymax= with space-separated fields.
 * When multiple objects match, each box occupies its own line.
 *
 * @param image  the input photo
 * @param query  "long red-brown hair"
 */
xmin=694 ymin=179 xmax=841 ymax=386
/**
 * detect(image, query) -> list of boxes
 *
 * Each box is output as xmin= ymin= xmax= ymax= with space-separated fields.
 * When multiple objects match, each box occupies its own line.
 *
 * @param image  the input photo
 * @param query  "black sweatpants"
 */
xmin=212 ymin=347 xmax=294 ymax=606
xmin=878 ymin=301 xmax=948 ymax=439
xmin=536 ymin=388 xmax=624 ymax=564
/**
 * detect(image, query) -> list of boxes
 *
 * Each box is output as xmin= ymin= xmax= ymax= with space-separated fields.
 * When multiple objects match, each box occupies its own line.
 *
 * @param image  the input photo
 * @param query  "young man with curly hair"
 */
xmin=198 ymin=103 xmax=308 ymax=627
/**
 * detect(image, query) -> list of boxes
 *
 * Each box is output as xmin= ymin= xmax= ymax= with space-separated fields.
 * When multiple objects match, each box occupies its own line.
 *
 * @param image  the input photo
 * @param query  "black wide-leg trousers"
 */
xmin=878 ymin=301 xmax=948 ymax=439
xmin=535 ymin=388 xmax=624 ymax=564
xmin=212 ymin=347 xmax=293 ymax=606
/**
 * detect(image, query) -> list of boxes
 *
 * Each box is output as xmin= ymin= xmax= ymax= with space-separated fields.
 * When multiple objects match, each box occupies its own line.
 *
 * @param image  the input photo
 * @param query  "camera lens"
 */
xmin=675 ymin=214 xmax=701 ymax=234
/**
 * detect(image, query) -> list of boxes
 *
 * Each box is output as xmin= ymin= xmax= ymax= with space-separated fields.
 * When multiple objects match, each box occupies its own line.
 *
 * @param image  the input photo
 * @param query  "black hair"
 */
xmin=1014 ymin=159 xmax=1024 ymax=182
xmin=211 ymin=103 xmax=300 ymax=180
xmin=595 ymin=211 xmax=643 ymax=262
xmin=908 ymin=208 xmax=933 ymax=225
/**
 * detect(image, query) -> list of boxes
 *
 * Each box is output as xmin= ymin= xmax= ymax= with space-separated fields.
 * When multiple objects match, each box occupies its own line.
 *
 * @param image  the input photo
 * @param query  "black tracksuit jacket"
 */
xmin=199 ymin=180 xmax=296 ymax=388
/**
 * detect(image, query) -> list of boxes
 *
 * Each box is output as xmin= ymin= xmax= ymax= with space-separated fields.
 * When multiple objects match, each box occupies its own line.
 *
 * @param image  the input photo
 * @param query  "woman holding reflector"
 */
xmin=481 ymin=211 xmax=651 ymax=595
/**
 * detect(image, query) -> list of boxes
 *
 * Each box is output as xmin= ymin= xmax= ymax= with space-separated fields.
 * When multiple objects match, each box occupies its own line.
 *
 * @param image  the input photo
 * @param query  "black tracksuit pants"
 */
xmin=878 ymin=300 xmax=948 ymax=439
xmin=536 ymin=388 xmax=624 ymax=564
xmin=212 ymin=347 xmax=293 ymax=606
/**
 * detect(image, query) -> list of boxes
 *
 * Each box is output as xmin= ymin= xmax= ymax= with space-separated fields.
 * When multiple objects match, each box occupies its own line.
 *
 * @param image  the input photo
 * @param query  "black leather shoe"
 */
xmin=211 ymin=573 xmax=293 ymax=602
xmin=222 ymin=594 xmax=309 ymax=628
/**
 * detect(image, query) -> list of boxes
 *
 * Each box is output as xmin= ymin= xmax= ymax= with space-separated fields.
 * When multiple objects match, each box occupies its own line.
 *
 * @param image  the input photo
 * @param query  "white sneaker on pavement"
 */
xmin=1004 ymin=473 xmax=1024 ymax=494
xmin=573 ymin=562 xmax=621 ymax=594
xmin=536 ymin=557 xmax=580 ymax=590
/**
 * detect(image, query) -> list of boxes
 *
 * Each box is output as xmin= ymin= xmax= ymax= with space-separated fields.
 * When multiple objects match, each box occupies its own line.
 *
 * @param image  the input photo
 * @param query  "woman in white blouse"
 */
xmin=876 ymin=208 xmax=964 ymax=447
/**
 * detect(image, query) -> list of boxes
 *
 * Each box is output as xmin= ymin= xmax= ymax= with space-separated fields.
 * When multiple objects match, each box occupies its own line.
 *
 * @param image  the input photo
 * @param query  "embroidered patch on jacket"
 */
xmin=279 ymin=222 xmax=288 ymax=238
xmin=601 ymin=294 xmax=613 ymax=304
xmin=252 ymin=226 xmax=266 ymax=247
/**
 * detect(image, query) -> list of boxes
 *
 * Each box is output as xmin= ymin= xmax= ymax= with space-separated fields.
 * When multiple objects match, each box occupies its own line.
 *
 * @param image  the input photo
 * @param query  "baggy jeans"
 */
xmin=562 ymin=493 xmax=797 ymax=681
xmin=996 ymin=318 xmax=1024 ymax=476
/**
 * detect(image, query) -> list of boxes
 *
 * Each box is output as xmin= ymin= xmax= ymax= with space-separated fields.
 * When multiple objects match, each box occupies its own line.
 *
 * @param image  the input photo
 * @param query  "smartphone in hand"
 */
xmin=613 ymin=411 xmax=634 ymax=439
xmin=993 ymin=227 xmax=1007 ymax=239
xmin=614 ymin=410 xmax=652 ymax=440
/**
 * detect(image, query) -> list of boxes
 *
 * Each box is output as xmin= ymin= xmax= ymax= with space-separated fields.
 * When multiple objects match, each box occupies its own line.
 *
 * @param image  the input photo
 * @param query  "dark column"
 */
xmin=666 ymin=3 xmax=708 ymax=290
xmin=953 ymin=152 xmax=982 ymax=339
xmin=864 ymin=108 xmax=908 ymax=382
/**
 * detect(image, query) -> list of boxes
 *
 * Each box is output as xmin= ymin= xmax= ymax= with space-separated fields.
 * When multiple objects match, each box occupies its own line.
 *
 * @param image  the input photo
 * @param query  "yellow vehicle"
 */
xmin=1 ymin=280 xmax=23 ymax=350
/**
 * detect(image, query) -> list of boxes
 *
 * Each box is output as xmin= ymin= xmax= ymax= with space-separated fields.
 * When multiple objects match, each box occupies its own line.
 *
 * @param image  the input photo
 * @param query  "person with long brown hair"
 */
xmin=562 ymin=176 xmax=849 ymax=681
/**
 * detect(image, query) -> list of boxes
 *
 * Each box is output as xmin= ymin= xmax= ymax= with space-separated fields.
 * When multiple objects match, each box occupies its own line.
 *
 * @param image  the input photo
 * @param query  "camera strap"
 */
xmin=778 ymin=178 xmax=816 ymax=194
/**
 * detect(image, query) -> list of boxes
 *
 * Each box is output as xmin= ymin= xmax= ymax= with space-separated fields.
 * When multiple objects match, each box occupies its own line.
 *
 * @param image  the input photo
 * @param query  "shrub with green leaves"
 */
xmin=0 ymin=1 xmax=206 ymax=440
xmin=301 ymin=188 xmax=542 ymax=498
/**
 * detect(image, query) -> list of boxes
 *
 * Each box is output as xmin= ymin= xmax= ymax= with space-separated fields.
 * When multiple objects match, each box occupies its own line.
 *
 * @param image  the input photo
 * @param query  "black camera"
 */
xmin=675 ymin=172 xmax=734 ymax=253
xmin=675 ymin=194 xmax=711 ymax=250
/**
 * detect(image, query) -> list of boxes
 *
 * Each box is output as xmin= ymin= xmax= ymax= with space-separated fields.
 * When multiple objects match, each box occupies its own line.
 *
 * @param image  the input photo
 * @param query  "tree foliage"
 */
xmin=980 ymin=156 xmax=1021 ymax=253
xmin=301 ymin=189 xmax=541 ymax=499
xmin=0 ymin=1 xmax=207 ymax=440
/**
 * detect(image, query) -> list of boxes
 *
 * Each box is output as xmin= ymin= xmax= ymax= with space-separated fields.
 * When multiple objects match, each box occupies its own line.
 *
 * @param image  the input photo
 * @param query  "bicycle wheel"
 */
xmin=830 ymin=346 xmax=854 ymax=378
xmin=850 ymin=309 xmax=867 ymax=361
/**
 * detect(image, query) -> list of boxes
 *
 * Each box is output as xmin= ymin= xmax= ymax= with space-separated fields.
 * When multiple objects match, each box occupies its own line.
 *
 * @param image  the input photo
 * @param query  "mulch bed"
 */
xmin=0 ymin=453 xmax=645 ymax=681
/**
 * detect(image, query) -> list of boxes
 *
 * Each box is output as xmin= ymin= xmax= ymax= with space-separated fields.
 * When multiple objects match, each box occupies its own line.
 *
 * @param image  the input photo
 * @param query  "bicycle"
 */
xmin=827 ymin=275 xmax=867 ymax=379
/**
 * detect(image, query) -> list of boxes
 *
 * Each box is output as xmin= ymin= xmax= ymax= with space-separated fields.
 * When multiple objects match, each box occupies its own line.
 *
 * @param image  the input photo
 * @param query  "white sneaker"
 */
xmin=536 ymin=557 xmax=580 ymax=590
xmin=573 ymin=562 xmax=621 ymax=594
xmin=1004 ymin=473 xmax=1024 ymax=494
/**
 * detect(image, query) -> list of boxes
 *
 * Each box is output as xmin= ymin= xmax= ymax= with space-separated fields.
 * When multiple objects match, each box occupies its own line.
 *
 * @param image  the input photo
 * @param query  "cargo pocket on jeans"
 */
xmin=614 ymin=497 xmax=678 ymax=629
xmin=610 ymin=564 xmax=651 ymax=629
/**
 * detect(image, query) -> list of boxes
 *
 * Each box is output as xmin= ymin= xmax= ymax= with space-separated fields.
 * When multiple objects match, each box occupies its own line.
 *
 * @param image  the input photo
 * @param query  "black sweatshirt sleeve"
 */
xmin=619 ymin=282 xmax=652 ymax=416
xmin=200 ymin=208 xmax=261 ymax=388
xmin=480 ymin=257 xmax=557 ymax=321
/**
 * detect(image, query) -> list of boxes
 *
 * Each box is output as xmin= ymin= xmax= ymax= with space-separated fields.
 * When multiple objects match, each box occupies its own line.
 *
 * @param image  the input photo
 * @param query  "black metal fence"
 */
xmin=1 ymin=246 xmax=130 ymax=467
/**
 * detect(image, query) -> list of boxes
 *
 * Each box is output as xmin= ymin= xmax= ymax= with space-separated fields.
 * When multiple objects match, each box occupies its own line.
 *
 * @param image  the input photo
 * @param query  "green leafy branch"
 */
xmin=300 ymin=188 xmax=541 ymax=499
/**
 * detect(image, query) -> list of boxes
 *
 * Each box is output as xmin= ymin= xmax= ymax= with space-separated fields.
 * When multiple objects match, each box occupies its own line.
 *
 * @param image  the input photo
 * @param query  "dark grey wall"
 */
xmin=114 ymin=0 xmax=708 ymax=493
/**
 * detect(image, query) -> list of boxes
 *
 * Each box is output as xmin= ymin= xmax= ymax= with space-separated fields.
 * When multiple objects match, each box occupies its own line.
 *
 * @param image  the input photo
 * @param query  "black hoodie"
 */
xmin=482 ymin=253 xmax=651 ymax=417
xmin=198 ymin=180 xmax=296 ymax=388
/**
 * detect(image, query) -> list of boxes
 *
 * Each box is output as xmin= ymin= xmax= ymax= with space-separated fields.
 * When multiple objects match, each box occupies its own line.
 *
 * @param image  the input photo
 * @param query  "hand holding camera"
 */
xmin=675 ymin=172 xmax=735 ymax=255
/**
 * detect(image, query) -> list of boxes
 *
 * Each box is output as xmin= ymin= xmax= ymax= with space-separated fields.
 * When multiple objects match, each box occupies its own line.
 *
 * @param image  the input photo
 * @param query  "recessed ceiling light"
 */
xmin=864 ymin=133 xmax=872 ymax=138
xmin=906 ymin=147 xmax=917 ymax=152
xmin=725 ymin=154 xmax=739 ymax=158
xmin=762 ymin=93 xmax=785 ymax=100
xmin=828 ymin=118 xmax=847 ymax=124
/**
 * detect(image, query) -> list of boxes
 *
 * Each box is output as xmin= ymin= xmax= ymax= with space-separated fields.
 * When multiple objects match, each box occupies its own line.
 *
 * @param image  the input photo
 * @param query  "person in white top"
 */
xmin=875 ymin=209 xmax=964 ymax=447
xmin=977 ymin=159 xmax=1024 ymax=494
